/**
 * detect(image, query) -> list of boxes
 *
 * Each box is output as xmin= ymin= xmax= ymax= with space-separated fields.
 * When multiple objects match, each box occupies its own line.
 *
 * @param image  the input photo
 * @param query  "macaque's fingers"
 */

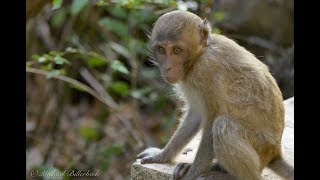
xmin=174 ymin=163 xmax=191 ymax=180
xmin=136 ymin=147 xmax=162 ymax=159
xmin=179 ymin=164 xmax=191 ymax=177
xmin=136 ymin=152 xmax=148 ymax=159
xmin=174 ymin=163 xmax=185 ymax=180
xmin=140 ymin=156 xmax=156 ymax=164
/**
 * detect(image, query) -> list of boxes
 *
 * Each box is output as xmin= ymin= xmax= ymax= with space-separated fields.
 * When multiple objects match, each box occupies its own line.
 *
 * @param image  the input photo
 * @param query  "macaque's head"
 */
xmin=150 ymin=10 xmax=211 ymax=84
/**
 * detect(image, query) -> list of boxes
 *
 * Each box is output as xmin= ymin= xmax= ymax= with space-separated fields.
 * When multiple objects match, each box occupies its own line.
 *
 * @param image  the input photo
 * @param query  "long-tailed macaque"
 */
xmin=136 ymin=10 xmax=294 ymax=180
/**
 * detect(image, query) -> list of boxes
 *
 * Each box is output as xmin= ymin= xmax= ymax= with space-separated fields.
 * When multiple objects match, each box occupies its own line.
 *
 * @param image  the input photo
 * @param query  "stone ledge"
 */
xmin=131 ymin=97 xmax=294 ymax=180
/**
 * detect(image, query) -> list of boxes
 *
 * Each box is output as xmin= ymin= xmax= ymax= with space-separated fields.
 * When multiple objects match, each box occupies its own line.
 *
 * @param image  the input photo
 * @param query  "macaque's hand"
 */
xmin=136 ymin=147 xmax=169 ymax=164
xmin=173 ymin=163 xmax=197 ymax=180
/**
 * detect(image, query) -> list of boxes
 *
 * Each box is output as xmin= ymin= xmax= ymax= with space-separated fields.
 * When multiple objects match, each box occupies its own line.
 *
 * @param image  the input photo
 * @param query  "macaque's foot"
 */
xmin=136 ymin=147 xmax=169 ymax=164
xmin=173 ymin=163 xmax=193 ymax=180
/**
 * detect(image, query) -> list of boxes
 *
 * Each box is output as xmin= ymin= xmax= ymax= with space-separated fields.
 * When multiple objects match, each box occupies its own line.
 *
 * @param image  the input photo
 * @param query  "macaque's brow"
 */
xmin=152 ymin=40 xmax=187 ymax=49
xmin=155 ymin=31 xmax=180 ymax=42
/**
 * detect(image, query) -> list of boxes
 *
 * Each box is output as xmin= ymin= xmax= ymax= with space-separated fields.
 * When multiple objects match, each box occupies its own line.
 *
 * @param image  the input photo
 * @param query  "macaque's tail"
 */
xmin=267 ymin=156 xmax=294 ymax=180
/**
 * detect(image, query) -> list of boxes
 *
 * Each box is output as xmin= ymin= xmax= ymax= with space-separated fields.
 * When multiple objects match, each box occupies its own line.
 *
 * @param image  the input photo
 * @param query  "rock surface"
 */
xmin=131 ymin=97 xmax=294 ymax=180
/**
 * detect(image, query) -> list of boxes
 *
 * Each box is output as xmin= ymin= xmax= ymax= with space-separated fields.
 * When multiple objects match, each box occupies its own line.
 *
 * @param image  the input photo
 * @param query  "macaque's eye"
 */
xmin=158 ymin=47 xmax=166 ymax=54
xmin=173 ymin=47 xmax=182 ymax=55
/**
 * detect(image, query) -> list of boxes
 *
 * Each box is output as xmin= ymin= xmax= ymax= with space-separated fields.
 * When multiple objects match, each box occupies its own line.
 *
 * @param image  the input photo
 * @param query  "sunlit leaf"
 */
xmin=214 ymin=12 xmax=225 ymax=21
xmin=110 ymin=81 xmax=129 ymax=96
xmin=71 ymin=0 xmax=88 ymax=16
xmin=96 ymin=0 xmax=109 ymax=6
xmin=53 ymin=55 xmax=70 ymax=65
xmin=38 ymin=56 xmax=47 ymax=63
xmin=65 ymin=47 xmax=78 ymax=53
xmin=52 ymin=0 xmax=63 ymax=10
xmin=79 ymin=126 xmax=99 ymax=140
xmin=111 ymin=60 xmax=129 ymax=74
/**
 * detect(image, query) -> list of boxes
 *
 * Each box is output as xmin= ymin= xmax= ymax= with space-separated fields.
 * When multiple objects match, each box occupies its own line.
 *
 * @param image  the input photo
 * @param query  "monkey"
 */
xmin=136 ymin=10 xmax=294 ymax=180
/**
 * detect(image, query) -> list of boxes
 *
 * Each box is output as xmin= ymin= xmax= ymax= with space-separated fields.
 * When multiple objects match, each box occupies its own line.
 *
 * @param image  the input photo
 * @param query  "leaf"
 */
xmin=107 ymin=6 xmax=127 ymax=19
xmin=214 ymin=12 xmax=225 ymax=21
xmin=111 ymin=60 xmax=129 ymax=74
xmin=32 ymin=54 xmax=40 ymax=60
xmin=96 ymin=0 xmax=109 ymax=6
xmin=87 ymin=57 xmax=107 ymax=67
xmin=53 ymin=55 xmax=70 ymax=65
xmin=78 ymin=126 xmax=99 ymax=140
xmin=65 ymin=47 xmax=78 ymax=53
xmin=109 ymin=81 xmax=129 ymax=96
xmin=109 ymin=42 xmax=130 ymax=59
xmin=98 ymin=18 xmax=128 ymax=37
xmin=38 ymin=56 xmax=47 ymax=63
xmin=71 ymin=0 xmax=88 ymax=16
xmin=51 ymin=8 xmax=67 ymax=28
xmin=84 ymin=52 xmax=108 ymax=67
xmin=52 ymin=0 xmax=63 ymax=10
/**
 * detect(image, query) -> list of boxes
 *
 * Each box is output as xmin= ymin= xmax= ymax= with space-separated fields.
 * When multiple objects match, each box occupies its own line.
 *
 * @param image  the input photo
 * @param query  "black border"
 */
xmin=2 ymin=1 xmax=26 ymax=179
xmin=295 ymin=0 xmax=319 ymax=179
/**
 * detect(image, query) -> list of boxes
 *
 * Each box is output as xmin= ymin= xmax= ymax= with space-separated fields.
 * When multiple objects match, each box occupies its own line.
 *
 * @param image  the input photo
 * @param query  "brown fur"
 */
xmin=137 ymin=10 xmax=293 ymax=180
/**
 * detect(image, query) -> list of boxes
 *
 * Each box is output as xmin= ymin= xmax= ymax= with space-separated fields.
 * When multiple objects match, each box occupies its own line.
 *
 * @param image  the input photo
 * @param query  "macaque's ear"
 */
xmin=199 ymin=18 xmax=212 ymax=45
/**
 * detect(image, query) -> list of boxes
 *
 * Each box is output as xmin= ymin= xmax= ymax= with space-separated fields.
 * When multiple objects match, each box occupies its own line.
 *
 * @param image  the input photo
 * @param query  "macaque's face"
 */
xmin=153 ymin=40 xmax=187 ymax=84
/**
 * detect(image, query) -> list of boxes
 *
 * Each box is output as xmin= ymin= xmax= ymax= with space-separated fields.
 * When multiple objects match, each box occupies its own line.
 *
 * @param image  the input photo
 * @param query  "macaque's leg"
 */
xmin=138 ymin=110 xmax=201 ymax=164
xmin=268 ymin=156 xmax=294 ymax=180
xmin=174 ymin=122 xmax=215 ymax=180
xmin=212 ymin=116 xmax=262 ymax=180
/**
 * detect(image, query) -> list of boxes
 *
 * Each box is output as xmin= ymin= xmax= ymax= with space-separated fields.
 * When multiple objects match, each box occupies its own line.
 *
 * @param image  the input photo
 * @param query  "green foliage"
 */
xmin=78 ymin=126 xmax=100 ymax=140
xmin=109 ymin=81 xmax=129 ymax=96
xmin=70 ymin=0 xmax=88 ymax=16
xmin=51 ymin=7 xmax=67 ymax=28
xmin=111 ymin=60 xmax=129 ymax=74
xmin=99 ymin=18 xmax=128 ymax=38
xmin=100 ymin=144 xmax=124 ymax=172
xmin=213 ymin=11 xmax=225 ymax=21
xmin=52 ymin=0 xmax=63 ymax=10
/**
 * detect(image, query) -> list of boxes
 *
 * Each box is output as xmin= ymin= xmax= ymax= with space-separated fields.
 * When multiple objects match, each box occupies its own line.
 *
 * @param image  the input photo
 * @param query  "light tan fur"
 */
xmin=137 ymin=10 xmax=293 ymax=180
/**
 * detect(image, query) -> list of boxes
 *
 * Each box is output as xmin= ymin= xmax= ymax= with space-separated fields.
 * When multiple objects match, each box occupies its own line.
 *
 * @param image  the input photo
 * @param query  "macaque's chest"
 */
xmin=180 ymin=85 xmax=206 ymax=119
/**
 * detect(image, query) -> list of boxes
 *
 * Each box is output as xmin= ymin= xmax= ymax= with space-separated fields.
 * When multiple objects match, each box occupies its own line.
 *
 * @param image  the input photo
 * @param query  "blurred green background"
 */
xmin=26 ymin=0 xmax=293 ymax=179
